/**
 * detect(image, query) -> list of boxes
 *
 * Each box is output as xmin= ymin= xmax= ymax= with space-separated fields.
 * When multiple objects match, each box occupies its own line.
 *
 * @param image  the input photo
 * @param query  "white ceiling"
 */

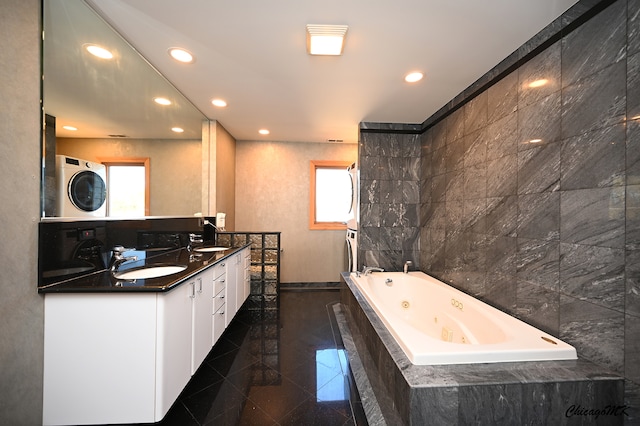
xmin=56 ymin=0 xmax=578 ymax=143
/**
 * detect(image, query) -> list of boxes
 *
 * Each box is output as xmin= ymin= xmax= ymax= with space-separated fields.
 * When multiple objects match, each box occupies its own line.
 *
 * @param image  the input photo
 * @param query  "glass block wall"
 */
xmin=215 ymin=232 xmax=281 ymax=311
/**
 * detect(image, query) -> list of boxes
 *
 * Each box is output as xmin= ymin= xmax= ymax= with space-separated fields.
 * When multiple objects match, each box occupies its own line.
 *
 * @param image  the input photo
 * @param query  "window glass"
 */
xmin=107 ymin=165 xmax=146 ymax=217
xmin=310 ymin=160 xmax=352 ymax=230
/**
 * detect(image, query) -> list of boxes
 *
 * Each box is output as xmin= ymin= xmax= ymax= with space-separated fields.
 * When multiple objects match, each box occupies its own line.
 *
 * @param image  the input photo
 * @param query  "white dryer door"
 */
xmin=68 ymin=171 xmax=107 ymax=212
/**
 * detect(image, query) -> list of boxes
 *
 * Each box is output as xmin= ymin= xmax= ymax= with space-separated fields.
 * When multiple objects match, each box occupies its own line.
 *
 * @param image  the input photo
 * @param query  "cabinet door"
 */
xmin=235 ymin=252 xmax=244 ymax=312
xmin=156 ymin=282 xmax=192 ymax=420
xmin=224 ymin=259 xmax=237 ymax=327
xmin=192 ymin=269 xmax=214 ymax=374
xmin=243 ymin=248 xmax=251 ymax=304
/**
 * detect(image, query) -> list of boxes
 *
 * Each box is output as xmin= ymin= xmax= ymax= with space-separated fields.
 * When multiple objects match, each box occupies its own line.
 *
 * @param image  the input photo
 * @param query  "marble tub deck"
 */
xmin=338 ymin=273 xmax=625 ymax=425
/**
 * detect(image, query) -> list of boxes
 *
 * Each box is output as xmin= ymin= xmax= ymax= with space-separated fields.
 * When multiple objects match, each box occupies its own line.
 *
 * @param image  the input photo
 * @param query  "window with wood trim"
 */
xmin=309 ymin=160 xmax=352 ymax=230
xmin=99 ymin=157 xmax=150 ymax=217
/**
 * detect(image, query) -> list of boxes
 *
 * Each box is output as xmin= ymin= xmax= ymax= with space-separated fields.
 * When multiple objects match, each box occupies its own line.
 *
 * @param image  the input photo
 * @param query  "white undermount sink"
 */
xmin=194 ymin=246 xmax=229 ymax=253
xmin=113 ymin=264 xmax=188 ymax=280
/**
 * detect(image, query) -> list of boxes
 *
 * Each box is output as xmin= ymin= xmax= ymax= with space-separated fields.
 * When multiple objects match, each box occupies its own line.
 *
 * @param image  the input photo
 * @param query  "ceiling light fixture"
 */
xmin=405 ymin=72 xmax=424 ymax=83
xmin=62 ymin=125 xmax=78 ymax=131
xmin=154 ymin=97 xmax=172 ymax=106
xmin=168 ymin=47 xmax=194 ymax=63
xmin=84 ymin=44 xmax=113 ymax=59
xmin=171 ymin=127 xmax=184 ymax=133
xmin=306 ymin=24 xmax=348 ymax=56
xmin=258 ymin=129 xmax=270 ymax=135
xmin=211 ymin=99 xmax=227 ymax=107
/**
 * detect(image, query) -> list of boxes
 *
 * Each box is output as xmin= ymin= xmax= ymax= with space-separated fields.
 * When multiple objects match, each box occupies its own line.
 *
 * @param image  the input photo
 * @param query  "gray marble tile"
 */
xmin=463 ymin=162 xmax=486 ymax=200
xmin=359 ymin=155 xmax=379 ymax=180
xmin=560 ymin=187 xmax=625 ymax=248
xmin=627 ymin=248 xmax=640 ymax=317
xmin=432 ymin=146 xmax=446 ymax=176
xmin=561 ymin=124 xmax=626 ymax=190
xmin=430 ymin=120 xmax=447 ymax=152
xmin=457 ymin=384 xmax=522 ymax=425
xmin=445 ymin=170 xmax=464 ymax=202
xmin=517 ymin=192 xmax=560 ymax=241
xmin=386 ymin=157 xmax=405 ymax=180
xmin=410 ymin=387 xmax=458 ymax=426
xmin=486 ymin=154 xmax=517 ymax=197
xmin=403 ymin=181 xmax=419 ymax=204
xmin=517 ymin=91 xmax=562 ymax=147
xmin=462 ymin=198 xmax=486 ymax=234
xmin=446 ymin=107 xmax=465 ymax=144
xmin=402 ymin=157 xmax=420 ymax=181
xmin=486 ymin=196 xmax=518 ymax=237
xmin=561 ymin=60 xmax=626 ymax=139
xmin=487 ymin=71 xmax=518 ymax=124
xmin=628 ymin=185 xmax=640 ymax=250
xmin=629 ymin=119 xmax=640 ymax=186
xmin=518 ymin=40 xmax=561 ymax=108
xmin=561 ymin=0 xmax=626 ymax=87
xmin=380 ymin=203 xmax=404 ymax=227
xmin=516 ymin=238 xmax=559 ymax=292
xmin=486 ymin=111 xmax=518 ymax=161
xmin=445 ymin=200 xmax=464 ymax=238
xmin=559 ymin=242 xmax=625 ymax=310
xmin=431 ymin=173 xmax=446 ymax=203
xmin=361 ymin=179 xmax=380 ymax=204
xmin=401 ymin=133 xmax=421 ymax=158
xmin=359 ymin=226 xmax=379 ymax=251
xmin=485 ymin=235 xmax=517 ymax=276
xmin=483 ymin=272 xmax=516 ymax=313
xmin=630 ymin=0 xmax=640 ymax=56
xmin=379 ymin=226 xmax=402 ymax=251
xmin=378 ymin=133 xmax=402 ymax=158
xmin=463 ymin=91 xmax=488 ymax=135
xmin=559 ymin=295 xmax=625 ymax=374
xmin=624 ymin=379 xmax=640 ymax=425
xmin=516 ymin=280 xmax=559 ymax=335
xmin=521 ymin=382 xmax=570 ymax=425
xmin=379 ymin=180 xmax=403 ymax=204
xmin=445 ymin=139 xmax=466 ymax=172
xmin=625 ymin=314 xmax=640 ymax=384
xmin=517 ymin=143 xmax=561 ymax=194
xmin=359 ymin=203 xmax=381 ymax=227
xmin=463 ymin=128 xmax=487 ymax=167
xmin=629 ymin=51 xmax=640 ymax=121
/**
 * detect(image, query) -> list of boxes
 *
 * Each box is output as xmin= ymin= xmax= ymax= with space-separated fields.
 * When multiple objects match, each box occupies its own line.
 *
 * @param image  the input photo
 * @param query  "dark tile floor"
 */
xmin=156 ymin=290 xmax=368 ymax=426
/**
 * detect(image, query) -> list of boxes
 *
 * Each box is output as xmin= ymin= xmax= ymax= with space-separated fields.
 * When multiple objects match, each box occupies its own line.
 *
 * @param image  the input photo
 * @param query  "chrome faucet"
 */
xmin=403 ymin=260 xmax=413 ymax=274
xmin=110 ymin=246 xmax=137 ymax=274
xmin=363 ymin=266 xmax=384 ymax=275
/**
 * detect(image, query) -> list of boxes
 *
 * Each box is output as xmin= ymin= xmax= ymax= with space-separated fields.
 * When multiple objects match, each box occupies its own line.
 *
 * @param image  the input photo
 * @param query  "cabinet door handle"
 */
xmin=219 ymin=295 xmax=225 ymax=299
xmin=190 ymin=282 xmax=196 ymax=298
xmin=219 ymin=311 xmax=224 ymax=315
xmin=197 ymin=278 xmax=203 ymax=293
xmin=220 ymin=279 xmax=225 ymax=283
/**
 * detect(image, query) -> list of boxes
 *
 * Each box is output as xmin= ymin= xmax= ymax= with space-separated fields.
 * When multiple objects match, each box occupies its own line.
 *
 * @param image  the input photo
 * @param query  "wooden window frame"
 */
xmin=98 ymin=157 xmax=150 ymax=216
xmin=309 ymin=160 xmax=352 ymax=230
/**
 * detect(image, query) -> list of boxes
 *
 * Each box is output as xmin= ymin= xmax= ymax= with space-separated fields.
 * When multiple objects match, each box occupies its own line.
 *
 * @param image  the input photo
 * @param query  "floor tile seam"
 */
xmin=175 ymin=400 xmax=202 ymax=426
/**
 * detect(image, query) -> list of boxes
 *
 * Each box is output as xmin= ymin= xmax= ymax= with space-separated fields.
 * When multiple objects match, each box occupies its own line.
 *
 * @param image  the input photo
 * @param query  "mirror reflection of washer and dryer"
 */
xmin=55 ymin=155 xmax=107 ymax=217
xmin=346 ymin=162 xmax=358 ymax=272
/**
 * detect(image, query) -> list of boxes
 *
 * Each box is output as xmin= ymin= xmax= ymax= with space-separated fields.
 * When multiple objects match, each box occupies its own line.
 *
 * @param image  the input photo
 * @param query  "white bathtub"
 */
xmin=348 ymin=271 xmax=577 ymax=365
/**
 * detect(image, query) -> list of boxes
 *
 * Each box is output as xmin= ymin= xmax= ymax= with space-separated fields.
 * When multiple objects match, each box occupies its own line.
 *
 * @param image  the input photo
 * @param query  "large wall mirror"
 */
xmin=42 ymin=0 xmax=208 ymax=218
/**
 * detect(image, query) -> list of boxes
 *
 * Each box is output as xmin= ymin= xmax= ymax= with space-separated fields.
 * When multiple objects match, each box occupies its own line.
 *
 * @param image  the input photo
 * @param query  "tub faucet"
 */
xmin=403 ymin=260 xmax=413 ymax=274
xmin=363 ymin=266 xmax=384 ymax=275
xmin=109 ymin=246 xmax=137 ymax=273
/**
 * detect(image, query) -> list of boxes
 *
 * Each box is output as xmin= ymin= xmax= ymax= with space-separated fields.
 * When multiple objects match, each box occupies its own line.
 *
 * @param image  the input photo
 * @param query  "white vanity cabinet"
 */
xmin=42 ymin=249 xmax=246 ymax=426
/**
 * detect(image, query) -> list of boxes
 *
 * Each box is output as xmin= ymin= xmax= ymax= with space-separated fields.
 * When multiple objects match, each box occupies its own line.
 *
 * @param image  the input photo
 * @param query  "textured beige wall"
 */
xmin=236 ymin=140 xmax=357 ymax=283
xmin=0 ymin=1 xmax=44 ymax=424
xmin=215 ymin=123 xmax=236 ymax=230
xmin=57 ymin=138 xmax=201 ymax=216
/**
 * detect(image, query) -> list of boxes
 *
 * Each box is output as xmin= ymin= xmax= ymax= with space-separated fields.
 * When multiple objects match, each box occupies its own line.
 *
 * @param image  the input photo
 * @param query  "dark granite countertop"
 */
xmin=38 ymin=244 xmax=250 ymax=294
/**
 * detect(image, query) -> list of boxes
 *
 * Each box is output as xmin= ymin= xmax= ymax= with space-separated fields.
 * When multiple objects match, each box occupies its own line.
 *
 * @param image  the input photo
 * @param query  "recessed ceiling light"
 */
xmin=258 ymin=129 xmax=270 ymax=135
xmin=405 ymin=72 xmax=424 ymax=83
xmin=529 ymin=139 xmax=543 ymax=143
xmin=168 ymin=47 xmax=194 ymax=63
xmin=306 ymin=24 xmax=348 ymax=55
xmin=62 ymin=125 xmax=78 ymax=131
xmin=171 ymin=127 xmax=184 ymax=133
xmin=211 ymin=99 xmax=227 ymax=107
xmin=154 ymin=97 xmax=172 ymax=106
xmin=528 ymin=79 xmax=548 ymax=88
xmin=84 ymin=44 xmax=113 ymax=59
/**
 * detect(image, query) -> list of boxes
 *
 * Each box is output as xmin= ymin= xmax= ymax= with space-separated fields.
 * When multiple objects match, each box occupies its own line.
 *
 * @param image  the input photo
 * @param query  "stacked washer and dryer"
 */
xmin=55 ymin=155 xmax=107 ymax=217
xmin=346 ymin=162 xmax=358 ymax=272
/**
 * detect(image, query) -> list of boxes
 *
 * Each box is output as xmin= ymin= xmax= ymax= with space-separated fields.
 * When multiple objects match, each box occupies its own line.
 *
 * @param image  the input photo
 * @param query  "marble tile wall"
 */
xmin=359 ymin=0 xmax=639 ymax=422
xmin=358 ymin=124 xmax=422 ymax=272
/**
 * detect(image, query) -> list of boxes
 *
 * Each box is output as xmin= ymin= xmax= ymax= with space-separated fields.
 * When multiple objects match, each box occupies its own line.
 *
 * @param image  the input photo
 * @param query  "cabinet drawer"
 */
xmin=213 ymin=291 xmax=225 ymax=312
xmin=214 ymin=276 xmax=226 ymax=295
xmin=213 ymin=262 xmax=226 ymax=279
xmin=212 ymin=304 xmax=226 ymax=344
